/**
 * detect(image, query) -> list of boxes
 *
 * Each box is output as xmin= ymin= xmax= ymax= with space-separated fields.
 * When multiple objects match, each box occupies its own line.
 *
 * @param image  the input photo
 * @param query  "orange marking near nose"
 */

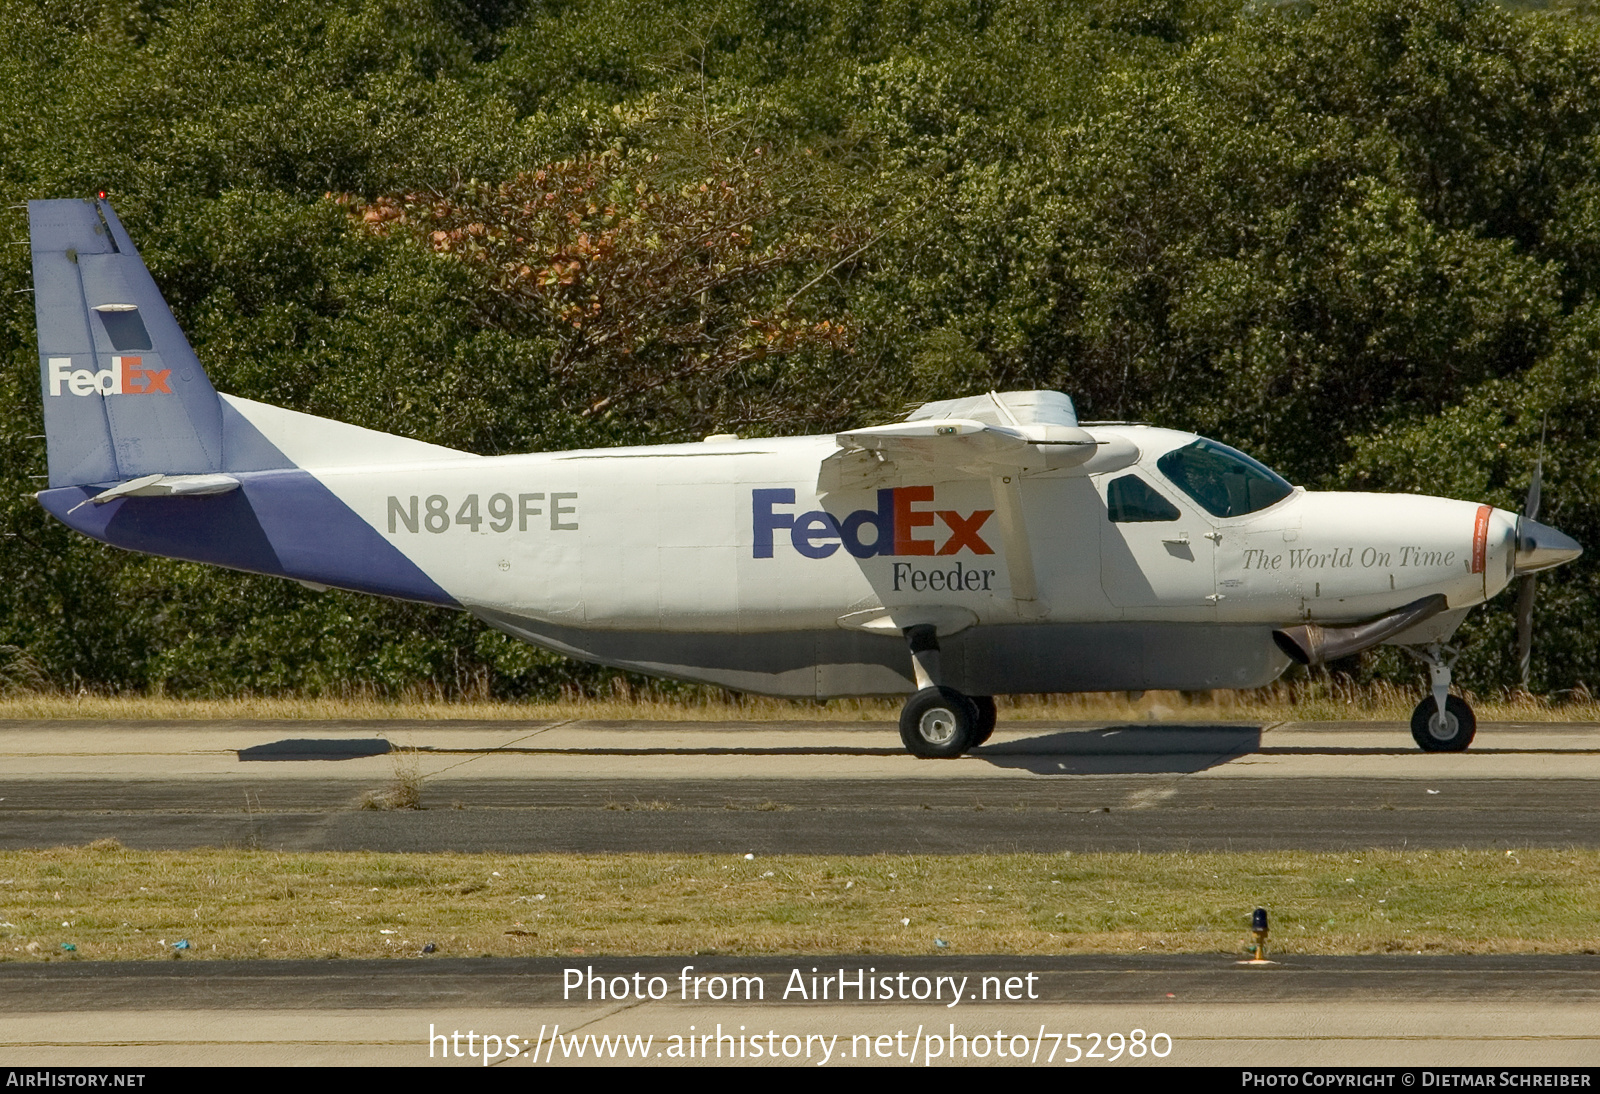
xmin=1471 ymin=504 xmax=1491 ymax=575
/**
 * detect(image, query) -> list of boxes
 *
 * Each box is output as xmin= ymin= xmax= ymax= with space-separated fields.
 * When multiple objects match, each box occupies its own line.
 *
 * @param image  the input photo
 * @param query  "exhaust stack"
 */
xmin=1272 ymin=595 xmax=1450 ymax=667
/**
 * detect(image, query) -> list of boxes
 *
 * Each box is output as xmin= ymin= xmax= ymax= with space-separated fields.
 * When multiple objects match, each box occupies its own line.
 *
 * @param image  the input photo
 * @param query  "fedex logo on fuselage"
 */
xmin=48 ymin=356 xmax=171 ymax=397
xmin=753 ymin=487 xmax=994 ymax=559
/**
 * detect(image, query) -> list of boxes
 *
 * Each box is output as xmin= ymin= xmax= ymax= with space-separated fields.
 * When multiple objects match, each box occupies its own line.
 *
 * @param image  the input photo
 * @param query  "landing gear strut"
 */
xmin=897 ymin=625 xmax=991 ymax=758
xmin=1403 ymin=643 xmax=1476 ymax=752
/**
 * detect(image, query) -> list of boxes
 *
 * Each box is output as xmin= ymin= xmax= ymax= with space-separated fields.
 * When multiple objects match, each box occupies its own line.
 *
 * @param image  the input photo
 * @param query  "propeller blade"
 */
xmin=1515 ymin=573 xmax=1537 ymax=689
xmin=1516 ymin=414 xmax=1547 ymax=565
xmin=1523 ymin=413 xmax=1546 ymax=522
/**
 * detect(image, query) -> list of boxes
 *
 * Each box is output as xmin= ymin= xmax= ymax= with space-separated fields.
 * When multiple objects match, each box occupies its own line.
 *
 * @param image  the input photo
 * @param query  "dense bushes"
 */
xmin=1 ymin=0 xmax=1596 ymax=697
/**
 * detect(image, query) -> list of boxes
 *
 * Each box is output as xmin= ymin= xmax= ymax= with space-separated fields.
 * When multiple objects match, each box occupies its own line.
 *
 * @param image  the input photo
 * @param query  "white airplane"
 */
xmin=27 ymin=198 xmax=1584 ymax=757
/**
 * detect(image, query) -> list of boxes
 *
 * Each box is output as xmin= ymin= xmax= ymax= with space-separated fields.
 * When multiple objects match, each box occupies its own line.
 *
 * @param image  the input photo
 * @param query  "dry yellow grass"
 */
xmin=2 ymin=845 xmax=1597 ymax=961
xmin=0 ymin=681 xmax=1596 ymax=724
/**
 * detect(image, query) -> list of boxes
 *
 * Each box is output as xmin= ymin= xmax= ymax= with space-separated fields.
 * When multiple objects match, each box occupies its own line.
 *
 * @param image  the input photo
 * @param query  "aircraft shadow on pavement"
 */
xmin=1254 ymin=745 xmax=1600 ymax=756
xmin=405 ymin=745 xmax=909 ymax=757
xmin=973 ymin=724 xmax=1264 ymax=775
xmin=229 ymin=727 xmax=1600 ymax=768
xmin=237 ymin=739 xmax=393 ymax=761
xmin=241 ymin=739 xmax=913 ymax=759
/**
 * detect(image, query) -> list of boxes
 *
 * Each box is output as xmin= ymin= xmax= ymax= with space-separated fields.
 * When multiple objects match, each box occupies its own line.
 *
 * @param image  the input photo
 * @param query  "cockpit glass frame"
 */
xmin=1155 ymin=439 xmax=1294 ymax=519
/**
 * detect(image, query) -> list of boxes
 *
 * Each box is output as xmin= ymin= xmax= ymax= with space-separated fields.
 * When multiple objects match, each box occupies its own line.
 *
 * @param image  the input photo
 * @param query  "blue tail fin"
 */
xmin=30 ymin=198 xmax=223 ymax=488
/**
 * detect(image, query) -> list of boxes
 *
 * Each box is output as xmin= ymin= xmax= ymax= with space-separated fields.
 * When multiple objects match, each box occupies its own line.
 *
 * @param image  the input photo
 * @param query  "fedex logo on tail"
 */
xmin=753 ymin=487 xmax=994 ymax=559
xmin=48 ymin=356 xmax=171 ymax=397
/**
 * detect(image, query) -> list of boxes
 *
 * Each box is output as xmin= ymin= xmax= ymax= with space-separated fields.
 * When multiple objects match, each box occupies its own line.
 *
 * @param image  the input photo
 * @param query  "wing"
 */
xmin=818 ymin=392 xmax=1139 ymax=613
xmin=822 ymin=417 xmax=1098 ymax=487
xmin=817 ymin=422 xmax=1087 ymax=615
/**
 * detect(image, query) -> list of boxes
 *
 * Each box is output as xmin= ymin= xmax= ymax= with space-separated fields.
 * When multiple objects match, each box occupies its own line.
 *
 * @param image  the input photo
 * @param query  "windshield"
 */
xmin=1155 ymin=439 xmax=1294 ymax=518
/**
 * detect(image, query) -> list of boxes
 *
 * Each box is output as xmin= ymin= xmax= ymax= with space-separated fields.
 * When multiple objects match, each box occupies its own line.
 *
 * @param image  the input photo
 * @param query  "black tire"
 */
xmin=1410 ymin=694 xmax=1476 ymax=752
xmin=969 ymin=695 xmax=998 ymax=746
xmin=899 ymin=687 xmax=978 ymax=758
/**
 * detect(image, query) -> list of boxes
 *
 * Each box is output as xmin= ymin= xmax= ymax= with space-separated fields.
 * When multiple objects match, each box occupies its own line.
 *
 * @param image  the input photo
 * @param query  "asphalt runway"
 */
xmin=6 ymin=718 xmax=1600 ymax=1067
xmin=1 ymin=718 xmax=1598 ymax=852
xmin=3 ymin=955 xmax=1599 ymax=1066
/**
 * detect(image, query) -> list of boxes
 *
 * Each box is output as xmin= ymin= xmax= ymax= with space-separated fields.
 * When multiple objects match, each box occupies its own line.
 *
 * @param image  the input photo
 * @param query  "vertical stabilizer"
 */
xmin=30 ymin=198 xmax=222 ymax=487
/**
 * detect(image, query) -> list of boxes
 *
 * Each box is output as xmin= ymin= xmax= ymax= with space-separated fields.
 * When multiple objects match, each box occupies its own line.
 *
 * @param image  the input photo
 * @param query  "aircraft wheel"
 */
xmin=969 ymin=695 xmax=998 ymax=746
xmin=899 ymin=687 xmax=979 ymax=759
xmin=1410 ymin=695 xmax=1476 ymax=753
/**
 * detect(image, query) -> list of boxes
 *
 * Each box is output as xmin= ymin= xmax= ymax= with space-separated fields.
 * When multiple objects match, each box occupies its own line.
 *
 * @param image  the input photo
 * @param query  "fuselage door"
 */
xmin=1096 ymin=472 xmax=1217 ymax=611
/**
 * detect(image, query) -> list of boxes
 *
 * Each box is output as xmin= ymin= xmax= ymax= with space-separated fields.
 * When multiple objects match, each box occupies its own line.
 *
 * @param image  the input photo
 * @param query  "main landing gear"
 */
xmin=1404 ymin=643 xmax=1477 ymax=752
xmin=897 ymin=625 xmax=996 ymax=758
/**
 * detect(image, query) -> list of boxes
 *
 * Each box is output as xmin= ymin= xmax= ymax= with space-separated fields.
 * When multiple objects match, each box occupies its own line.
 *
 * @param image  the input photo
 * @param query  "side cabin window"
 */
xmin=1156 ymin=439 xmax=1293 ymax=519
xmin=1106 ymin=475 xmax=1180 ymax=523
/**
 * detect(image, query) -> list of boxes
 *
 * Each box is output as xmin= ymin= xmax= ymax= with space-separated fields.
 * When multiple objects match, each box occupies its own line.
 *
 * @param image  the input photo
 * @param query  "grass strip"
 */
xmin=2 ymin=682 xmax=1600 ymax=723
xmin=2 ymin=845 xmax=1597 ymax=961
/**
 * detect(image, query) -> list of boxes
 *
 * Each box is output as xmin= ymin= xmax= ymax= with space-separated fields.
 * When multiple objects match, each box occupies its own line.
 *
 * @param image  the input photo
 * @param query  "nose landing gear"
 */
xmin=1410 ymin=693 xmax=1476 ymax=752
xmin=1404 ymin=643 xmax=1476 ymax=752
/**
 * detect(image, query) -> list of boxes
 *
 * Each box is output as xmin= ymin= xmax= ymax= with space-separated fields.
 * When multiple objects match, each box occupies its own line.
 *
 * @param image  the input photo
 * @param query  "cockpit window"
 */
xmin=1156 ymin=439 xmax=1293 ymax=518
xmin=1106 ymin=475 xmax=1180 ymax=523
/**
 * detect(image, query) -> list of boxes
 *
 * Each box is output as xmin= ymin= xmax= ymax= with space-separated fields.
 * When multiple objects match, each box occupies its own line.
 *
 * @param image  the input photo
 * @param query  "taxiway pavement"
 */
xmin=1 ymin=718 xmax=1597 ymax=852
xmin=5 ymin=719 xmax=1599 ymax=1068
xmin=2 ymin=954 xmax=1598 ymax=1067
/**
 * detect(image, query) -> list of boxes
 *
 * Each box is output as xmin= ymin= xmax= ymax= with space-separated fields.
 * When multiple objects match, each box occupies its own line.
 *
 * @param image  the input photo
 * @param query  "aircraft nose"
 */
xmin=1515 ymin=517 xmax=1583 ymax=575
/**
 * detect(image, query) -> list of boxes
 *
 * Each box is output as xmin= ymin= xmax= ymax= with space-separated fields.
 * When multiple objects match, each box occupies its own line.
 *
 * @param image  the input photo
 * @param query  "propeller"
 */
xmin=1515 ymin=417 xmax=1546 ymax=690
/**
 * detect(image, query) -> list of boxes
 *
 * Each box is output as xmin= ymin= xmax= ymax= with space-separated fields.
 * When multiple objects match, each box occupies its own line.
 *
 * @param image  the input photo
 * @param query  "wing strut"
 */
xmin=989 ymin=472 xmax=1041 ymax=611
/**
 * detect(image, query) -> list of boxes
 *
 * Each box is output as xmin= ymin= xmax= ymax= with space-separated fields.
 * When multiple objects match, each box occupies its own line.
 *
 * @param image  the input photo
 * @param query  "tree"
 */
xmin=349 ymin=149 xmax=863 ymax=438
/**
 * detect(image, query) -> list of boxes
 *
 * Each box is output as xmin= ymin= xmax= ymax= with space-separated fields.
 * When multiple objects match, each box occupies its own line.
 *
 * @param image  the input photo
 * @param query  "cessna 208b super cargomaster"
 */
xmin=27 ymin=198 xmax=1584 ymax=756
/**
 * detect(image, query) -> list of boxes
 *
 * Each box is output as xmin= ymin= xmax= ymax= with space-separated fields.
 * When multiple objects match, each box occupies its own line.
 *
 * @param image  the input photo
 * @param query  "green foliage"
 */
xmin=1 ymin=0 xmax=1598 ymax=696
xmin=348 ymin=148 xmax=861 ymax=435
xmin=1349 ymin=301 xmax=1600 ymax=693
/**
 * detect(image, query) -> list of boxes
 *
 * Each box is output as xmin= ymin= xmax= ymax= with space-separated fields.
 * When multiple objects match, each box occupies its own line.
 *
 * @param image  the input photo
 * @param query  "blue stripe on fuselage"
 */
xmin=37 ymin=469 xmax=457 ymax=607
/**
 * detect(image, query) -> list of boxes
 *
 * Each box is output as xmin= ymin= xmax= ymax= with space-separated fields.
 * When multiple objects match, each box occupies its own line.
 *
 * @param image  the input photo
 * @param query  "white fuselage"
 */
xmin=300 ymin=424 xmax=1512 ymax=635
xmin=39 ymin=398 xmax=1521 ymax=699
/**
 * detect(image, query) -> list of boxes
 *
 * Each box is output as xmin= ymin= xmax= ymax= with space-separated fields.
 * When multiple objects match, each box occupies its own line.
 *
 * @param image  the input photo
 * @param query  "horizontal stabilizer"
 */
xmin=88 ymin=473 xmax=240 ymax=504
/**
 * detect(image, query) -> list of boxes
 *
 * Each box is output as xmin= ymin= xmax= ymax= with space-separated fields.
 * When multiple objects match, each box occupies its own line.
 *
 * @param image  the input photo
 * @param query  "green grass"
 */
xmin=3 ymin=845 xmax=1597 ymax=961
